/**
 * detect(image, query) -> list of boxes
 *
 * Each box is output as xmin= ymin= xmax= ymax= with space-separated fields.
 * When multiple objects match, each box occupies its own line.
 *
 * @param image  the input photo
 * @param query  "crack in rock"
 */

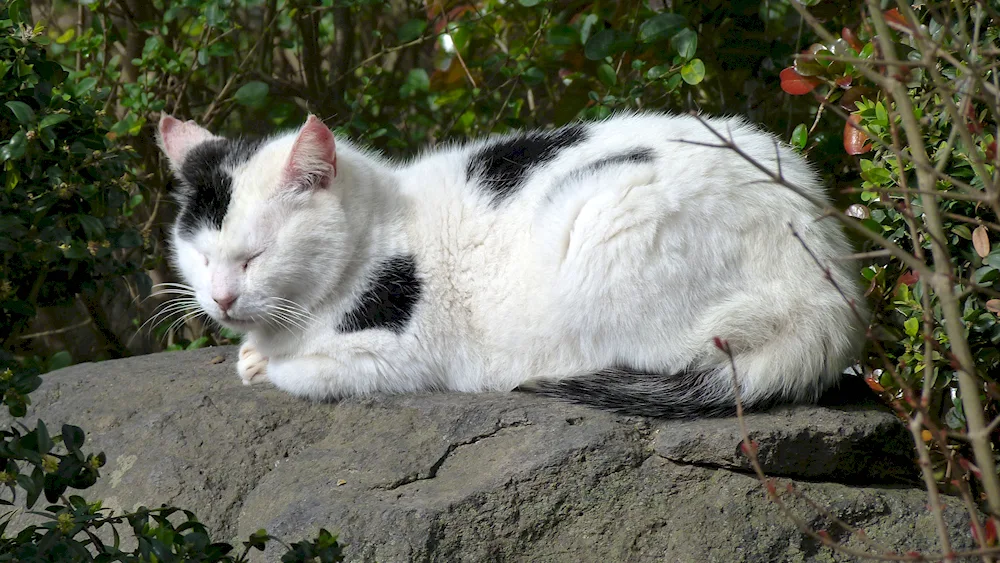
xmin=378 ymin=420 xmax=530 ymax=490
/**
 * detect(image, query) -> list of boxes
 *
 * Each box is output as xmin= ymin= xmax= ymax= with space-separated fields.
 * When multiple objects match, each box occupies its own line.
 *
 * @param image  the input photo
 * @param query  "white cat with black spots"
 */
xmin=157 ymin=112 xmax=864 ymax=418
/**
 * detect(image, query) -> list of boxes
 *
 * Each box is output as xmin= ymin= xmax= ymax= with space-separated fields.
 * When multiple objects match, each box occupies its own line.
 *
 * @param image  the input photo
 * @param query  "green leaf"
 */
xmin=984 ymin=251 xmax=1000 ymax=269
xmin=952 ymin=224 xmax=973 ymax=240
xmin=671 ymin=28 xmax=698 ymax=60
xmin=62 ymin=425 xmax=85 ymax=454
xmin=580 ymin=14 xmax=599 ymax=45
xmin=142 ymin=35 xmax=162 ymax=59
xmin=56 ymin=28 xmax=75 ymax=44
xmin=638 ymin=13 xmax=686 ymax=43
xmin=39 ymin=113 xmax=71 ymax=129
xmin=205 ymin=3 xmax=225 ymax=26
xmin=860 ymin=166 xmax=891 ymax=185
xmin=645 ymin=65 xmax=671 ymax=80
xmin=218 ymin=327 xmax=242 ymax=341
xmin=77 ymin=215 xmax=106 ymax=239
xmin=404 ymin=69 xmax=430 ymax=93
xmin=115 ymin=230 xmax=143 ymax=249
xmin=904 ymin=317 xmax=919 ymax=338
xmin=596 ymin=63 xmax=616 ymax=87
xmin=584 ymin=29 xmax=633 ymax=61
xmin=8 ymin=0 xmax=28 ymax=26
xmin=74 ymin=77 xmax=98 ymax=97
xmin=5 ymin=101 xmax=35 ymax=125
xmin=546 ymin=24 xmax=578 ymax=47
xmin=875 ymin=101 xmax=888 ymax=125
xmin=791 ymin=123 xmax=808 ymax=150
xmin=665 ymin=73 xmax=683 ymax=91
xmin=47 ymin=350 xmax=72 ymax=372
xmin=396 ymin=19 xmax=426 ymax=43
xmin=522 ymin=67 xmax=545 ymax=86
xmin=518 ymin=0 xmax=543 ymax=5
xmin=1 ymin=131 xmax=28 ymax=162
xmin=974 ymin=266 xmax=998 ymax=284
xmin=36 ymin=420 xmax=52 ymax=453
xmin=680 ymin=58 xmax=705 ymax=84
xmin=186 ymin=337 xmax=209 ymax=350
xmin=234 ymin=81 xmax=270 ymax=108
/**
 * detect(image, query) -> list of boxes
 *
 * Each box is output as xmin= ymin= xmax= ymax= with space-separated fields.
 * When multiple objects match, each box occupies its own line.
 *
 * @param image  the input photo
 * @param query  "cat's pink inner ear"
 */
xmin=157 ymin=114 xmax=218 ymax=166
xmin=284 ymin=115 xmax=337 ymax=188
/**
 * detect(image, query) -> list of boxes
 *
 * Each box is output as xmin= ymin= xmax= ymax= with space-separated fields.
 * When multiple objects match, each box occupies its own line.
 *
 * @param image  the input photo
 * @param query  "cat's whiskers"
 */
xmin=268 ymin=303 xmax=314 ymax=326
xmin=140 ymin=297 xmax=201 ymax=334
xmin=266 ymin=305 xmax=308 ymax=333
xmin=163 ymin=308 xmax=207 ymax=342
xmin=143 ymin=282 xmax=198 ymax=302
xmin=272 ymin=297 xmax=318 ymax=320
xmin=277 ymin=308 xmax=311 ymax=331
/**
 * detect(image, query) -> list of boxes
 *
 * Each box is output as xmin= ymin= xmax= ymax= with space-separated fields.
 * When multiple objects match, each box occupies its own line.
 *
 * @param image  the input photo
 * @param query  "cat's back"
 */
xmin=387 ymin=112 xmax=856 ymax=390
xmin=398 ymin=112 xmax=821 ymax=211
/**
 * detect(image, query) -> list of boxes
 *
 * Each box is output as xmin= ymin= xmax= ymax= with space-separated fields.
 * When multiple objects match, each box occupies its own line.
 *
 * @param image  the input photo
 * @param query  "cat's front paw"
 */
xmin=237 ymin=342 xmax=269 ymax=385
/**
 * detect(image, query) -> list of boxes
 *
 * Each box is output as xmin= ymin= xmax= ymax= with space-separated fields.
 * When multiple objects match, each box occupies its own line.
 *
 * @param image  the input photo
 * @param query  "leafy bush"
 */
xmin=4 ymin=0 xmax=1000 ymax=558
xmin=0 ymin=366 xmax=344 ymax=562
xmin=779 ymin=0 xmax=1000 ymax=491
xmin=0 ymin=3 xmax=148 ymax=367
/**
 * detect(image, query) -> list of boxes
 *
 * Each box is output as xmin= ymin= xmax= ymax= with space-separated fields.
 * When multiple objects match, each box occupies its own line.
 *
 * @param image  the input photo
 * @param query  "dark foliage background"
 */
xmin=2 ymin=0 xmax=1000 ymax=559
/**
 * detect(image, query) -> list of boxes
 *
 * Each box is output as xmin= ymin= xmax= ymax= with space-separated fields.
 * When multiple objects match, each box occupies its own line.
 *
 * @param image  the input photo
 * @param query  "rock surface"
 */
xmin=19 ymin=347 xmax=975 ymax=562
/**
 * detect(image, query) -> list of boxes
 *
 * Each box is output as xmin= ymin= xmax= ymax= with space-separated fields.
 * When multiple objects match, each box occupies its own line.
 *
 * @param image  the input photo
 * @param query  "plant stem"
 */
xmin=867 ymin=0 xmax=1000 ymax=516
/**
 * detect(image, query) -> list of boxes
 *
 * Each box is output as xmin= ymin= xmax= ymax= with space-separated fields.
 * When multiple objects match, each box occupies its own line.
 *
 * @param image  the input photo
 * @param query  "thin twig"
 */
xmin=18 ymin=319 xmax=92 ymax=340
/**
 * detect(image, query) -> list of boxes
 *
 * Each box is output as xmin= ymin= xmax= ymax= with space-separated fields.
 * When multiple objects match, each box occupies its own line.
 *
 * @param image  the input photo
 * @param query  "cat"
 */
xmin=156 ymin=111 xmax=864 ymax=418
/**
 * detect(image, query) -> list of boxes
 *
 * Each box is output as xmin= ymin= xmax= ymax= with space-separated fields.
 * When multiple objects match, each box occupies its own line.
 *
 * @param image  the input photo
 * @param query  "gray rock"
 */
xmin=653 ymin=402 xmax=917 ymax=482
xmin=16 ymin=347 xmax=976 ymax=562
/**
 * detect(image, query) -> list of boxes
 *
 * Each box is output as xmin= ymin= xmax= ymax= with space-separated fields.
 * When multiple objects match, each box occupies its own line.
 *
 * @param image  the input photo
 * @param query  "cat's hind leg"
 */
xmin=266 ymin=346 xmax=433 ymax=401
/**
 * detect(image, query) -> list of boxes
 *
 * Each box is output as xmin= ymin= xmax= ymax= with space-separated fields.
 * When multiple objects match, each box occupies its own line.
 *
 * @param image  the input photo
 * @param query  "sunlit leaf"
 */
xmin=791 ymin=123 xmax=808 ymax=150
xmin=679 ymin=58 xmax=704 ymax=84
xmin=779 ymin=67 xmax=821 ymax=96
xmin=843 ymin=113 xmax=872 ymax=155
xmin=56 ymin=28 xmax=75 ymax=44
xmin=974 ymin=226 xmax=991 ymax=258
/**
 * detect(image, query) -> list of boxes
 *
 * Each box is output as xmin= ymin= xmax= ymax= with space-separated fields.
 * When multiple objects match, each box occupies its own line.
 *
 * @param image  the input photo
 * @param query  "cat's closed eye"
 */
xmin=243 ymin=252 xmax=263 ymax=271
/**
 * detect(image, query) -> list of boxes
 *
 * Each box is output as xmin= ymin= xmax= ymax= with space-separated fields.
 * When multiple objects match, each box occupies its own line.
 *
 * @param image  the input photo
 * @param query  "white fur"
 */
xmin=161 ymin=112 xmax=864 ymax=408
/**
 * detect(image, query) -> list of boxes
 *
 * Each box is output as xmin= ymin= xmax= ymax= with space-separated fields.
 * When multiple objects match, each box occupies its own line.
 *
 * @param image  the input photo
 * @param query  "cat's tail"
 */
xmin=515 ymin=367 xmax=767 ymax=419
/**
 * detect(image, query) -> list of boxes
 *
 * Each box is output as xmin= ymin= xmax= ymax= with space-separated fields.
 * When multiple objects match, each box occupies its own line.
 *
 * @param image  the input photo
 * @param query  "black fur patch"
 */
xmin=339 ymin=255 xmax=423 ymax=334
xmin=175 ymin=138 xmax=262 ymax=237
xmin=547 ymin=147 xmax=655 ymax=198
xmin=517 ymin=367 xmax=781 ymax=419
xmin=583 ymin=147 xmax=655 ymax=172
xmin=467 ymin=124 xmax=587 ymax=205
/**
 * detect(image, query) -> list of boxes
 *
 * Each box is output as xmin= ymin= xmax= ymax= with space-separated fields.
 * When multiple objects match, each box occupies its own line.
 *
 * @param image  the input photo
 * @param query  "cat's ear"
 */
xmin=283 ymin=114 xmax=337 ymax=190
xmin=157 ymin=114 xmax=219 ymax=172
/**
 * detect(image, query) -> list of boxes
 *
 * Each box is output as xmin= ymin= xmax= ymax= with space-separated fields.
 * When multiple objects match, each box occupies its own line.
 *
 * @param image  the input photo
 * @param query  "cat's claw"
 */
xmin=237 ymin=343 xmax=269 ymax=385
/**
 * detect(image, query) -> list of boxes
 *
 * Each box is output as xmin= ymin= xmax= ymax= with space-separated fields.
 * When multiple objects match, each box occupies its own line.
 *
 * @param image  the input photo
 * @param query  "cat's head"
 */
xmin=157 ymin=115 xmax=349 ymax=333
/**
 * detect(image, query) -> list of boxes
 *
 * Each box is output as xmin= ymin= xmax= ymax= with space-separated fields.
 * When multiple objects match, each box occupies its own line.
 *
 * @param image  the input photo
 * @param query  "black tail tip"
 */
xmin=515 ymin=371 xmax=741 ymax=419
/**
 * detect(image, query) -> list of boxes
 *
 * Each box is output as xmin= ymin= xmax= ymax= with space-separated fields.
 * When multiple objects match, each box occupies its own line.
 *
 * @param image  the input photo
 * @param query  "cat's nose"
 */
xmin=214 ymin=295 xmax=237 ymax=313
